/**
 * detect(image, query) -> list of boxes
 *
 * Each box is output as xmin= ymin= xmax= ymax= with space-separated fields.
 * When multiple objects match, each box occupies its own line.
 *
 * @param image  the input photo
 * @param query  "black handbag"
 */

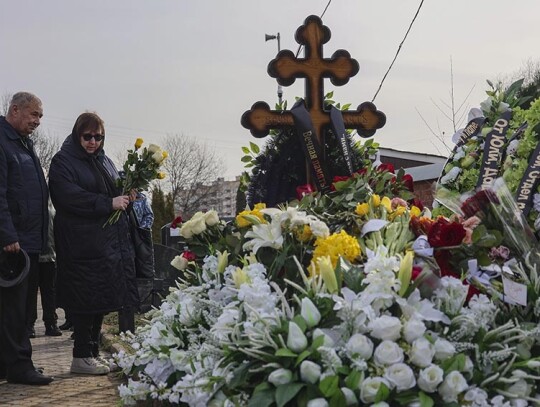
xmin=129 ymin=210 xmax=155 ymax=279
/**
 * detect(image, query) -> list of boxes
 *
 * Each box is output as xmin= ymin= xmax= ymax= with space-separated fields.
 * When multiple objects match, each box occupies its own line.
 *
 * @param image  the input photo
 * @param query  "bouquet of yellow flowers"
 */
xmin=103 ymin=138 xmax=167 ymax=226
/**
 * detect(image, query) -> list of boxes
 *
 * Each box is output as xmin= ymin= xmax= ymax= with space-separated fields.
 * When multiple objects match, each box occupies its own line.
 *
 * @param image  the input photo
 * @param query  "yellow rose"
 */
xmin=134 ymin=138 xmax=144 ymax=149
xmin=355 ymin=202 xmax=369 ymax=217
xmin=236 ymin=211 xmax=251 ymax=228
xmin=410 ymin=205 xmax=421 ymax=217
xmin=254 ymin=202 xmax=266 ymax=210
xmin=162 ymin=150 xmax=169 ymax=159
xmin=381 ymin=196 xmax=392 ymax=212
xmin=371 ymin=194 xmax=381 ymax=207
xmin=157 ymin=172 xmax=166 ymax=179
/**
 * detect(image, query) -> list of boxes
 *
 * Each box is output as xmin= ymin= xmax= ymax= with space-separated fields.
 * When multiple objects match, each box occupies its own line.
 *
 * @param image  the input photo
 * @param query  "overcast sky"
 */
xmin=2 ymin=0 xmax=539 ymax=179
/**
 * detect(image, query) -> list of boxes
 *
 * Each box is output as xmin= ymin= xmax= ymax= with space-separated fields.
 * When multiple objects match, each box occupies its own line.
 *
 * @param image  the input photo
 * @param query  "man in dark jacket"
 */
xmin=0 ymin=92 xmax=53 ymax=385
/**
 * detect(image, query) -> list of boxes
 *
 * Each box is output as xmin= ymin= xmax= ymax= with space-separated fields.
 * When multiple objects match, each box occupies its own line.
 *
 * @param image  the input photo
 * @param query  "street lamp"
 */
xmin=265 ymin=32 xmax=283 ymax=104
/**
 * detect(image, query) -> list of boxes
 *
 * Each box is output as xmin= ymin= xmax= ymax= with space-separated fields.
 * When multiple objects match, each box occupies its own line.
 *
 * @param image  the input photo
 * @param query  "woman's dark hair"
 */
xmin=73 ymin=112 xmax=105 ymax=137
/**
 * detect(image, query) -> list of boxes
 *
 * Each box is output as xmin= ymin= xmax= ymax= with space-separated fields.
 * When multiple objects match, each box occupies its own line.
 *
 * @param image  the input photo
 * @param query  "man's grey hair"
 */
xmin=9 ymin=92 xmax=41 ymax=112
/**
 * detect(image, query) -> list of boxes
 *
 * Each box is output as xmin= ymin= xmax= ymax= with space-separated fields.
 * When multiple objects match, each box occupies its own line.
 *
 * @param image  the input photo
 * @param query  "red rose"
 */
xmin=182 ymin=250 xmax=196 ymax=262
xmin=378 ymin=163 xmax=395 ymax=173
xmin=428 ymin=218 xmax=466 ymax=247
xmin=296 ymin=184 xmax=314 ymax=199
xmin=171 ymin=215 xmax=183 ymax=229
xmin=402 ymin=174 xmax=414 ymax=192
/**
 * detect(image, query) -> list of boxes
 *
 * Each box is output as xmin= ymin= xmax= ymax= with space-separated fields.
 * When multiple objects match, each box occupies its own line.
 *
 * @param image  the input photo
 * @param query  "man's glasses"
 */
xmin=81 ymin=134 xmax=104 ymax=142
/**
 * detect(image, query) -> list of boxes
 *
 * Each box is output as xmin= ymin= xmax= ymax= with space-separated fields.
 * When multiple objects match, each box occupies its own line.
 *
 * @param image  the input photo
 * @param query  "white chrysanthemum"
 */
xmin=462 ymin=294 xmax=497 ymax=328
xmin=432 ymin=276 xmax=468 ymax=316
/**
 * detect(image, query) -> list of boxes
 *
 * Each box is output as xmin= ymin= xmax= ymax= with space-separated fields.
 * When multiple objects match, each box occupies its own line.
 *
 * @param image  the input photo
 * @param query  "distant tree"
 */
xmin=150 ymin=184 xmax=174 ymax=243
xmin=161 ymin=134 xmax=225 ymax=217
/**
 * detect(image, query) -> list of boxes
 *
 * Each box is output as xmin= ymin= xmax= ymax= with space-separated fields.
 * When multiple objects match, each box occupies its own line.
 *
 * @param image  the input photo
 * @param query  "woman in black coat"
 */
xmin=49 ymin=112 xmax=139 ymax=375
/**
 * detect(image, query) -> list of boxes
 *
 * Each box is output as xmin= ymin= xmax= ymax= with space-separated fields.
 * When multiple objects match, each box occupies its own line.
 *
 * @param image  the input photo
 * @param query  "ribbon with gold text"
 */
xmin=329 ymin=106 xmax=354 ymax=175
xmin=515 ymin=123 xmax=540 ymax=216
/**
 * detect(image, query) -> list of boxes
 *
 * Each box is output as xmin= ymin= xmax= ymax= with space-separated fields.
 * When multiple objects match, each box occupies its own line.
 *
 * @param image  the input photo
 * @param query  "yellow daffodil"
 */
xmin=381 ymin=196 xmax=392 ymax=212
xmin=157 ymin=172 xmax=166 ymax=179
xmin=232 ymin=267 xmax=250 ymax=288
xmin=398 ymin=250 xmax=414 ymax=296
xmin=317 ymin=256 xmax=338 ymax=293
xmin=355 ymin=202 xmax=369 ymax=217
xmin=134 ymin=138 xmax=144 ymax=149
xmin=410 ymin=205 xmax=421 ymax=217
xmin=371 ymin=194 xmax=381 ymax=207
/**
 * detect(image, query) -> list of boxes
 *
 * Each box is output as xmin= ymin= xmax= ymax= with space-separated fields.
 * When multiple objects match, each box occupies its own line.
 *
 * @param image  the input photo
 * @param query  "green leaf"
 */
xmin=374 ymin=382 xmax=390 ymax=403
xmin=241 ymin=156 xmax=253 ymax=163
xmin=441 ymin=353 xmax=466 ymax=374
xmin=292 ymin=315 xmax=307 ymax=332
xmin=329 ymin=390 xmax=347 ymax=407
xmin=419 ymin=391 xmax=435 ymax=407
xmin=344 ymin=369 xmax=362 ymax=389
xmin=275 ymin=383 xmax=305 ymax=407
xmin=229 ymin=362 xmax=254 ymax=389
xmin=310 ymin=334 xmax=325 ymax=351
xmin=276 ymin=348 xmax=298 ymax=357
xmin=295 ymin=350 xmax=311 ymax=367
xmin=319 ymin=375 xmax=339 ymax=397
xmin=241 ymin=146 xmax=250 ymax=154
xmin=250 ymin=141 xmax=260 ymax=154
xmin=248 ymin=388 xmax=275 ymax=407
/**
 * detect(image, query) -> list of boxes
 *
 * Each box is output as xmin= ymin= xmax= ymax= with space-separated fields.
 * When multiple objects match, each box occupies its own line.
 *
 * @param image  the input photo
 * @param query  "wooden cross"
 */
xmin=241 ymin=15 xmax=386 ymax=144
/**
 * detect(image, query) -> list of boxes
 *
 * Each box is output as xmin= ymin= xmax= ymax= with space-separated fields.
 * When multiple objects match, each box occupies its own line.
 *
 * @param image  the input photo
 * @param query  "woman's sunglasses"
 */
xmin=81 ymin=134 xmax=104 ymax=142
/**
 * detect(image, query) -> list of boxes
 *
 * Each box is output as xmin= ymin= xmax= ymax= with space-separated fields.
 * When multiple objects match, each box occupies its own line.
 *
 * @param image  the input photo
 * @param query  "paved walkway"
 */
xmin=0 ymin=300 xmax=125 ymax=406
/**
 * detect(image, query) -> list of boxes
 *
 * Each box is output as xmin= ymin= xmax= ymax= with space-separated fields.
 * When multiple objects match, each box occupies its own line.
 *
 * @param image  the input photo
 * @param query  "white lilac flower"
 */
xmin=360 ymin=377 xmax=391 ymax=404
xmin=462 ymin=294 xmax=497 ymax=328
xmin=438 ymin=371 xmax=468 ymax=403
xmin=345 ymin=333 xmax=373 ymax=360
xmin=287 ymin=322 xmax=308 ymax=353
xmin=373 ymin=340 xmax=404 ymax=366
xmin=402 ymin=317 xmax=426 ymax=343
xmin=268 ymin=368 xmax=293 ymax=386
xmin=409 ymin=337 xmax=435 ymax=367
xmin=300 ymin=361 xmax=321 ymax=384
xmin=463 ymin=387 xmax=489 ymax=406
xmin=318 ymin=347 xmax=343 ymax=373
xmin=242 ymin=219 xmax=284 ymax=254
xmin=384 ymin=363 xmax=416 ymax=391
xmin=369 ymin=315 xmax=402 ymax=341
xmin=211 ymin=307 xmax=239 ymax=341
xmin=178 ymin=295 xmax=201 ymax=326
xmin=440 ymin=166 xmax=461 ymax=185
xmin=301 ymin=297 xmax=321 ymax=328
xmin=417 ymin=364 xmax=444 ymax=393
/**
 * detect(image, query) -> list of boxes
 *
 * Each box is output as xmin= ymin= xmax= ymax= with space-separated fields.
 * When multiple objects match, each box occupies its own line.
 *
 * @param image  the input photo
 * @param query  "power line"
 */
xmin=371 ymin=0 xmax=426 ymax=102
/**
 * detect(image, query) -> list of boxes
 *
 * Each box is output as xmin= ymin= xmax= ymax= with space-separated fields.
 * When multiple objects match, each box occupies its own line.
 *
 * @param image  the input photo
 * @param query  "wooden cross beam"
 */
xmin=241 ymin=15 xmax=386 ymax=144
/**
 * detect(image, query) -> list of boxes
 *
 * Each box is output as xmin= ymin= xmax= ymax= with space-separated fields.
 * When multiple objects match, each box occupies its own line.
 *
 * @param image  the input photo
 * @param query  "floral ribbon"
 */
xmin=515 ymin=123 xmax=540 ymax=216
xmin=476 ymin=110 xmax=513 ymax=189
xmin=329 ymin=106 xmax=354 ymax=175
xmin=291 ymin=99 xmax=331 ymax=193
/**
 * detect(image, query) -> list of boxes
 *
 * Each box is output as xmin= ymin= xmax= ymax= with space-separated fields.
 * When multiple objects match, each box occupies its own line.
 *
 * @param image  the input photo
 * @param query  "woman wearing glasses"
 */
xmin=48 ymin=112 xmax=139 ymax=375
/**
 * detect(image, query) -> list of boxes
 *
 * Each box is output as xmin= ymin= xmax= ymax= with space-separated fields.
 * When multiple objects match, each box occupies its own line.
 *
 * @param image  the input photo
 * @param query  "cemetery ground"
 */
xmin=0 ymin=294 xmax=129 ymax=406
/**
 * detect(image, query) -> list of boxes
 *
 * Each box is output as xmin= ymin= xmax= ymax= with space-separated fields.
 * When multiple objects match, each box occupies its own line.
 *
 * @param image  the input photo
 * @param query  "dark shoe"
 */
xmin=45 ymin=324 xmax=62 ymax=337
xmin=59 ymin=320 xmax=73 ymax=331
xmin=27 ymin=326 xmax=35 ymax=339
xmin=7 ymin=369 xmax=53 ymax=385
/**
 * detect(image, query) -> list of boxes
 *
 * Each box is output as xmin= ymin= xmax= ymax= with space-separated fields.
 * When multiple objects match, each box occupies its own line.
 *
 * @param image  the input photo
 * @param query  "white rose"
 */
xmin=346 ymin=334 xmax=373 ymax=360
xmin=463 ymin=356 xmax=474 ymax=374
xmin=438 ymin=371 xmax=468 ymax=402
xmin=310 ymin=220 xmax=329 ymax=238
xmin=402 ymin=318 xmax=426 ymax=343
xmin=384 ymin=363 xmax=416 ymax=391
xmin=170 ymin=255 xmax=189 ymax=271
xmin=268 ymin=368 xmax=292 ymax=386
xmin=179 ymin=223 xmax=193 ymax=239
xmin=373 ymin=340 xmax=404 ymax=366
xmin=148 ymin=143 xmax=161 ymax=154
xmin=369 ymin=315 xmax=402 ymax=341
xmin=313 ymin=328 xmax=335 ymax=347
xmin=409 ymin=337 xmax=435 ymax=367
xmin=340 ymin=387 xmax=357 ymax=406
xmin=307 ymin=399 xmax=328 ymax=407
xmin=151 ymin=150 xmax=164 ymax=164
xmin=301 ymin=298 xmax=321 ymax=329
xmin=434 ymin=338 xmax=456 ymax=361
xmin=204 ymin=210 xmax=219 ymax=226
xmin=190 ymin=217 xmax=207 ymax=235
xmin=300 ymin=361 xmax=321 ymax=384
xmin=506 ymin=379 xmax=531 ymax=398
xmin=463 ymin=387 xmax=488 ymax=405
xmin=417 ymin=365 xmax=444 ymax=393
xmin=287 ymin=322 xmax=307 ymax=353
xmin=359 ymin=377 xmax=390 ymax=404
